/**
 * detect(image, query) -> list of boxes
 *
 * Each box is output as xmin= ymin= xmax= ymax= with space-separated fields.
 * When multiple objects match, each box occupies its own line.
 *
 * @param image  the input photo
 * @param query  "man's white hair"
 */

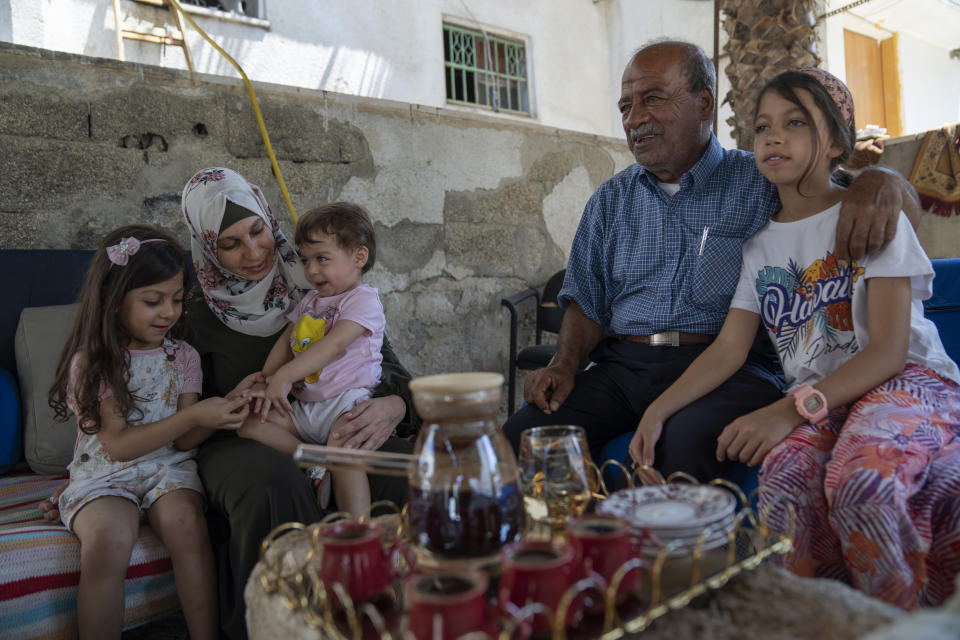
xmin=630 ymin=39 xmax=717 ymax=95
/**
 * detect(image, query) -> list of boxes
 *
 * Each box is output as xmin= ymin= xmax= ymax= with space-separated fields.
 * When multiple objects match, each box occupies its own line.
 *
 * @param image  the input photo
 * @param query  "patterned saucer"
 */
xmin=643 ymin=512 xmax=735 ymax=539
xmin=639 ymin=531 xmax=729 ymax=558
xmin=598 ymin=484 xmax=737 ymax=530
xmin=631 ymin=515 xmax=736 ymax=544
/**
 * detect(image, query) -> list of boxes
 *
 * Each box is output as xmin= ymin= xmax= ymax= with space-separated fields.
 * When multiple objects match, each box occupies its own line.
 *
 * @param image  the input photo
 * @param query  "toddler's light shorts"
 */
xmin=291 ymin=387 xmax=372 ymax=445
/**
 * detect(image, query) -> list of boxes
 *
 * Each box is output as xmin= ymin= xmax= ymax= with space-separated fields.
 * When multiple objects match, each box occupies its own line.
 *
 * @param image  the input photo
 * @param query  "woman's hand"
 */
xmin=629 ymin=409 xmax=665 ymax=467
xmin=332 ymin=395 xmax=405 ymax=450
xmin=38 ymin=480 xmax=68 ymax=522
xmin=715 ymin=398 xmax=801 ymax=466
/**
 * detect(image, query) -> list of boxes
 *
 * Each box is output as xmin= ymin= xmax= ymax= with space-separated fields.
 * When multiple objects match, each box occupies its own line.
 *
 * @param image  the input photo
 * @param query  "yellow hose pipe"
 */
xmin=165 ymin=0 xmax=298 ymax=223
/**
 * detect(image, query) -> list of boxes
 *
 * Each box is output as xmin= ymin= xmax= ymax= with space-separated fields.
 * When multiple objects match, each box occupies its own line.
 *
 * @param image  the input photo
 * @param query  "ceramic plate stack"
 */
xmin=597 ymin=484 xmax=737 ymax=557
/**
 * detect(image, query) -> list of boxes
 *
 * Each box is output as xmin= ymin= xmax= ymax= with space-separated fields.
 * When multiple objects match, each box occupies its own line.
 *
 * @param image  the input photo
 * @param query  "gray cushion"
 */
xmin=15 ymin=304 xmax=78 ymax=475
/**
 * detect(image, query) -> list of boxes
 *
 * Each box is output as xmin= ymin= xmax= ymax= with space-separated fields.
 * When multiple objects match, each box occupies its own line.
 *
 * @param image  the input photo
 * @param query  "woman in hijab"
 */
xmin=182 ymin=167 xmax=419 ymax=639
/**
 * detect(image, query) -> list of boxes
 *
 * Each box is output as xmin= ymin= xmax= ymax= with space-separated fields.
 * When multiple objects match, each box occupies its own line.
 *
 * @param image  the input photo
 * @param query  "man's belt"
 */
xmin=619 ymin=331 xmax=714 ymax=346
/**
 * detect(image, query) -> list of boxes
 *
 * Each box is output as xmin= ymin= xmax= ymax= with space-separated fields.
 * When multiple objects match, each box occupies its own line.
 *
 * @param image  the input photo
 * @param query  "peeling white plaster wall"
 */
xmin=543 ymin=165 xmax=592 ymax=256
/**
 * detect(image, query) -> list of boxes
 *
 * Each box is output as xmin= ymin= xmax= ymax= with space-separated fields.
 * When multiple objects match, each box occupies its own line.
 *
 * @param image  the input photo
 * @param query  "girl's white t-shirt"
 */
xmin=730 ymin=202 xmax=960 ymax=389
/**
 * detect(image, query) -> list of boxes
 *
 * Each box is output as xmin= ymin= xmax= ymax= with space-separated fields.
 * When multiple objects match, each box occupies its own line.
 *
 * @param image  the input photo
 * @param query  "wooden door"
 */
xmin=843 ymin=29 xmax=902 ymax=136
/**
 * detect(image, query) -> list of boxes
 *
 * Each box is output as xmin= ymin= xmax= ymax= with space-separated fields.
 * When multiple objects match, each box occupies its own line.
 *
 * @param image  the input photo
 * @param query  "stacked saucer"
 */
xmin=597 ymin=484 xmax=737 ymax=557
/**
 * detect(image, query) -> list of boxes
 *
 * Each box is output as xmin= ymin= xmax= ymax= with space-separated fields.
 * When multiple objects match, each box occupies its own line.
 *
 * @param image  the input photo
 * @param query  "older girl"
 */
xmin=631 ymin=69 xmax=960 ymax=608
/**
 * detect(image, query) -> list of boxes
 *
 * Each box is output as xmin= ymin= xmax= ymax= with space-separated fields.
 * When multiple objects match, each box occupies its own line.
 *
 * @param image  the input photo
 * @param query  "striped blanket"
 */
xmin=0 ymin=467 xmax=180 ymax=639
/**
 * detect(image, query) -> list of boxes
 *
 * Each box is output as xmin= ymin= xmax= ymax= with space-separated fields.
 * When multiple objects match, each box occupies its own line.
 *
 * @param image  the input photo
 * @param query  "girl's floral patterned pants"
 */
xmin=758 ymin=364 xmax=960 ymax=609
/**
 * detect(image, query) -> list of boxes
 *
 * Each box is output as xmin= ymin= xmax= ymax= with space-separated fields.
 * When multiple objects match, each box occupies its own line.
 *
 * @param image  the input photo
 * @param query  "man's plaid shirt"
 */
xmin=559 ymin=136 xmax=780 ymax=336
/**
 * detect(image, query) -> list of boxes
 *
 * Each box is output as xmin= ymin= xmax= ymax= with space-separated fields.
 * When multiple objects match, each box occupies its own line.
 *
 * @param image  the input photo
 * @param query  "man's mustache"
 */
xmin=630 ymin=126 xmax=663 ymax=142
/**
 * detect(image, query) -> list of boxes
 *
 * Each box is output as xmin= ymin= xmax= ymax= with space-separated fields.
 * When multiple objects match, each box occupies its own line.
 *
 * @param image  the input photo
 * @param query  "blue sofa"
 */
xmin=1 ymin=250 xmax=94 ymax=471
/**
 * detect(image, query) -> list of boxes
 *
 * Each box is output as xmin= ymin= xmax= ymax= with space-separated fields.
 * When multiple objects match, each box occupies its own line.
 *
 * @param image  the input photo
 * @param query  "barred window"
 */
xmin=443 ymin=24 xmax=529 ymax=115
xmin=177 ymin=0 xmax=262 ymax=19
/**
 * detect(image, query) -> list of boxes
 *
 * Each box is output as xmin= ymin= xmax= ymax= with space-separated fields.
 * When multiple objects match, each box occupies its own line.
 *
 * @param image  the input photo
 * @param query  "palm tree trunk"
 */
xmin=721 ymin=0 xmax=823 ymax=150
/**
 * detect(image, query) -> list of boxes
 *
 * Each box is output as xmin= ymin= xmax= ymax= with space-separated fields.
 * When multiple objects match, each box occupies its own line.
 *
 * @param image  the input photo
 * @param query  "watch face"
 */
xmin=803 ymin=395 xmax=824 ymax=412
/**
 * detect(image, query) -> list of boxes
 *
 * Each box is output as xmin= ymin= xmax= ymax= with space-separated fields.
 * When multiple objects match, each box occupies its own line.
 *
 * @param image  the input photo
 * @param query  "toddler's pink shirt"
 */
xmin=286 ymin=284 xmax=384 ymax=402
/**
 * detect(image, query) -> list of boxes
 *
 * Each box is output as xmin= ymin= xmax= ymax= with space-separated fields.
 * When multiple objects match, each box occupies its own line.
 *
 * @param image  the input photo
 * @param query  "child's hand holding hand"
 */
xmin=716 ymin=397 xmax=802 ymax=466
xmin=258 ymin=373 xmax=294 ymax=421
xmin=190 ymin=396 xmax=251 ymax=430
xmin=240 ymin=379 xmax=268 ymax=412
xmin=226 ymin=371 xmax=267 ymax=412
xmin=226 ymin=371 xmax=266 ymax=400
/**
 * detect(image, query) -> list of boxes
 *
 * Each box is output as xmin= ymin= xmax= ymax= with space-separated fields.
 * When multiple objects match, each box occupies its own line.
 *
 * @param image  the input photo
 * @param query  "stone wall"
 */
xmin=0 ymin=42 xmax=634 ymax=403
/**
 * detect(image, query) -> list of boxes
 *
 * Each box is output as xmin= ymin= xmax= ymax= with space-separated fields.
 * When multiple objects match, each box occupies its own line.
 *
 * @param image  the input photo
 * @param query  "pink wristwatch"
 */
xmin=788 ymin=385 xmax=828 ymax=425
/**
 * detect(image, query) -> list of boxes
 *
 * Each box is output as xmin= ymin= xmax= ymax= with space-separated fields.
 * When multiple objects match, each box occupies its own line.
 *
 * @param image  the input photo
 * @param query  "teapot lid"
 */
xmin=409 ymin=372 xmax=503 ymax=394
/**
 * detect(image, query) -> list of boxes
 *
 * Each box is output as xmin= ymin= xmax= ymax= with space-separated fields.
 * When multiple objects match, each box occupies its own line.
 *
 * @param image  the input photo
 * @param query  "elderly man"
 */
xmin=502 ymin=41 xmax=918 ymax=481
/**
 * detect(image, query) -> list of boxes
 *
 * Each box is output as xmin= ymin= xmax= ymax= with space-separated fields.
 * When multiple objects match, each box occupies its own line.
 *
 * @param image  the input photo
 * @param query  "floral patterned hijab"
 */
xmin=181 ymin=167 xmax=310 ymax=337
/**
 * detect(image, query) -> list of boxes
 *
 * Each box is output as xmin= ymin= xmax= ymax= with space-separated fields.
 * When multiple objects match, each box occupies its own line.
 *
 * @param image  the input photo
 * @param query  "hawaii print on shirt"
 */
xmin=755 ymin=251 xmax=865 ymax=369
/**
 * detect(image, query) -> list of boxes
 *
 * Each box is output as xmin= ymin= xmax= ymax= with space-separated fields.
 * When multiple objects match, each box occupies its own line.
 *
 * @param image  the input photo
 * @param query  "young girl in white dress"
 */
xmin=49 ymin=225 xmax=251 ymax=639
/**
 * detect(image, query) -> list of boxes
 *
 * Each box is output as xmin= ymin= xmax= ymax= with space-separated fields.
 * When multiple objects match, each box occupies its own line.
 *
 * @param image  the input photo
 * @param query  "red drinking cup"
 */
xmin=315 ymin=521 xmax=415 ymax=603
xmin=567 ymin=514 xmax=644 ymax=595
xmin=498 ymin=540 xmax=577 ymax=633
xmin=407 ymin=569 xmax=490 ymax=639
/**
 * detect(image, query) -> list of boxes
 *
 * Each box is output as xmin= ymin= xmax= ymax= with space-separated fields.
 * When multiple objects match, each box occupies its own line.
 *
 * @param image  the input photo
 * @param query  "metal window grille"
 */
xmin=178 ymin=0 xmax=261 ymax=19
xmin=443 ymin=24 xmax=529 ymax=114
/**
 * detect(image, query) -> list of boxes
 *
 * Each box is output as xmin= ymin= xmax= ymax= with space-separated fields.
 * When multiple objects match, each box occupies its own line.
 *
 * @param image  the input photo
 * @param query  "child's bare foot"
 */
xmin=315 ymin=474 xmax=332 ymax=510
xmin=308 ymin=467 xmax=332 ymax=511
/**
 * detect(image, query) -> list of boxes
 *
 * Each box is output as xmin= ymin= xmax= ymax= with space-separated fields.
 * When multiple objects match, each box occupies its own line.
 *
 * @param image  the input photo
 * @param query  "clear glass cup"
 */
xmin=518 ymin=425 xmax=595 ymax=532
xmin=406 ymin=372 xmax=524 ymax=564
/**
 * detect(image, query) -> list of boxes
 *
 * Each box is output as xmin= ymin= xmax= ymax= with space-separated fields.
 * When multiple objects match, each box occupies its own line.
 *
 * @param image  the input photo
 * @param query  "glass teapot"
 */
xmin=407 ymin=372 xmax=524 ymax=562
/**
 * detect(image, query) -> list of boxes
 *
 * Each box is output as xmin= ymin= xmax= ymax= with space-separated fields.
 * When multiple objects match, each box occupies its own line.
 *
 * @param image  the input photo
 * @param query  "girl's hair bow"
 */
xmin=106 ymin=237 xmax=161 ymax=266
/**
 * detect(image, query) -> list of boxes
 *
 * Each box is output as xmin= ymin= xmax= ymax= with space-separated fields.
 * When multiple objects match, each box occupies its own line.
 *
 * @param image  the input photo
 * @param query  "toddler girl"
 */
xmin=630 ymin=69 xmax=960 ymax=608
xmin=239 ymin=203 xmax=385 ymax=518
xmin=49 ymin=225 xmax=250 ymax=639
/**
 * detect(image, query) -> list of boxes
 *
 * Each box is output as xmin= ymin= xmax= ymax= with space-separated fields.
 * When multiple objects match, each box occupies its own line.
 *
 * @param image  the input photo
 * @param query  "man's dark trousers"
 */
xmin=502 ymin=337 xmax=785 ymax=481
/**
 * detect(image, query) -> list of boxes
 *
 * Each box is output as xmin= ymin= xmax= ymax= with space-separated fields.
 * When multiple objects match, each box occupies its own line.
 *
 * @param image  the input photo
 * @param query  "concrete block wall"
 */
xmin=0 ymin=42 xmax=634 ymax=405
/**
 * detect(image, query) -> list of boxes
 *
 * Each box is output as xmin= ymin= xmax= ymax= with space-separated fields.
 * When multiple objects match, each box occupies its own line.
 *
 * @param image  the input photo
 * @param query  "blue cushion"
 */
xmin=927 ymin=307 xmax=960 ymax=365
xmin=598 ymin=433 xmax=634 ymax=489
xmin=0 ymin=369 xmax=22 ymax=473
xmin=928 ymin=259 xmax=960 ymax=308
xmin=927 ymin=259 xmax=960 ymax=365
xmin=0 ymin=250 xmax=94 ymax=376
